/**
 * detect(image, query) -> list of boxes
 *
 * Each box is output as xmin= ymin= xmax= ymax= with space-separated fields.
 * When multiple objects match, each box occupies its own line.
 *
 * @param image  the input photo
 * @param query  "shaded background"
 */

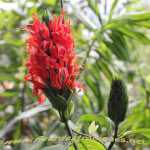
xmin=0 ymin=0 xmax=150 ymax=149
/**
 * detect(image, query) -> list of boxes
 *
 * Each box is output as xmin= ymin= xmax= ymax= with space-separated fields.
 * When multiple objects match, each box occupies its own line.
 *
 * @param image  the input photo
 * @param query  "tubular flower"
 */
xmin=23 ymin=10 xmax=85 ymax=105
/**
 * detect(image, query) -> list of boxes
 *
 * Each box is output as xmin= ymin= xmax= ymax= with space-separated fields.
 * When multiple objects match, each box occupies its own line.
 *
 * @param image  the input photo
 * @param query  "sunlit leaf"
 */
xmin=78 ymin=114 xmax=111 ymax=133
xmin=109 ymin=0 xmax=119 ymax=21
xmin=122 ymin=128 xmax=150 ymax=138
xmin=68 ymin=139 xmax=106 ymax=150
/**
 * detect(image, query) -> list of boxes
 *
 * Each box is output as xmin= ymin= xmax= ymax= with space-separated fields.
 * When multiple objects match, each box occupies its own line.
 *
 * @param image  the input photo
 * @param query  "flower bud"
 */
xmin=42 ymin=9 xmax=50 ymax=27
xmin=108 ymin=74 xmax=128 ymax=126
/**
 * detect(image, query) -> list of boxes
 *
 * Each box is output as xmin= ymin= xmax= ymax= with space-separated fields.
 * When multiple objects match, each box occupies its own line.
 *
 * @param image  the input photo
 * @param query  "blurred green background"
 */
xmin=0 ymin=0 xmax=150 ymax=149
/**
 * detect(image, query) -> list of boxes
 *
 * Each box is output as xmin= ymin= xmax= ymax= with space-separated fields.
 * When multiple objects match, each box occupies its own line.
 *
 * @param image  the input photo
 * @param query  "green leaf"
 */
xmin=78 ymin=114 xmax=111 ymax=133
xmin=43 ymin=90 xmax=68 ymax=112
xmin=51 ymin=108 xmax=61 ymax=121
xmin=111 ymin=29 xmax=127 ymax=49
xmin=70 ymin=4 xmax=97 ymax=31
xmin=97 ymin=61 xmax=112 ymax=80
xmin=64 ymin=101 xmax=75 ymax=120
xmin=95 ymin=47 xmax=110 ymax=62
xmin=88 ymin=121 xmax=99 ymax=136
xmin=133 ymin=21 xmax=150 ymax=28
xmin=76 ymin=123 xmax=83 ymax=132
xmin=122 ymin=128 xmax=150 ymax=138
xmin=117 ymin=27 xmax=150 ymax=44
xmin=46 ymin=0 xmax=57 ymax=6
xmin=104 ymin=20 xmax=129 ymax=30
xmin=0 ymin=104 xmax=8 ymax=110
xmin=68 ymin=139 xmax=106 ymax=150
xmin=104 ymin=41 xmax=129 ymax=61
xmin=0 ymin=91 xmax=18 ymax=97
xmin=86 ymin=63 xmax=102 ymax=81
xmin=82 ymin=94 xmax=91 ymax=109
xmin=126 ymin=0 xmax=141 ymax=11
xmin=85 ymin=77 xmax=103 ymax=110
xmin=13 ymin=122 xmax=22 ymax=141
xmin=0 ymin=73 xmax=19 ymax=81
xmin=125 ymin=12 xmax=150 ymax=21
xmin=42 ymin=143 xmax=71 ymax=150
xmin=109 ymin=0 xmax=119 ymax=21
xmin=87 ymin=0 xmax=102 ymax=24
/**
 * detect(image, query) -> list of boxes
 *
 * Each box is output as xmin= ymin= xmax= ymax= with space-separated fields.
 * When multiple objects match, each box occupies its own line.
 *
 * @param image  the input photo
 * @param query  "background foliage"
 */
xmin=0 ymin=0 xmax=150 ymax=149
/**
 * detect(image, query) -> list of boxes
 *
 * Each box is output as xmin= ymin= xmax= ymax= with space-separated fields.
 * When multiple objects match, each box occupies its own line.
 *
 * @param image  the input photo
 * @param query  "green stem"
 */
xmin=60 ymin=112 xmax=79 ymax=150
xmin=108 ymin=125 xmax=118 ymax=150
xmin=60 ymin=0 xmax=64 ymax=24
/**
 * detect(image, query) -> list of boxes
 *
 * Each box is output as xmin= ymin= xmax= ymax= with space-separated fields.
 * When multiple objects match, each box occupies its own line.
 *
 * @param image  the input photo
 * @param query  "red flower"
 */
xmin=23 ymin=10 xmax=85 ymax=105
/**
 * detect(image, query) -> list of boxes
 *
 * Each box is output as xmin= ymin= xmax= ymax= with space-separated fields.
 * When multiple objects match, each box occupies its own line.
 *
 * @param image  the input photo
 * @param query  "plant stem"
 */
xmin=60 ymin=112 xmax=79 ymax=150
xmin=108 ymin=125 xmax=118 ymax=150
xmin=60 ymin=0 xmax=64 ymax=23
xmin=72 ymin=129 xmax=107 ymax=149
xmin=64 ymin=121 xmax=79 ymax=150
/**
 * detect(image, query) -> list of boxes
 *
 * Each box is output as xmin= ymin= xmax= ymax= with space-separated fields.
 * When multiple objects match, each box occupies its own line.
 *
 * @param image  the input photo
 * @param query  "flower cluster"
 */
xmin=23 ymin=10 xmax=85 ymax=104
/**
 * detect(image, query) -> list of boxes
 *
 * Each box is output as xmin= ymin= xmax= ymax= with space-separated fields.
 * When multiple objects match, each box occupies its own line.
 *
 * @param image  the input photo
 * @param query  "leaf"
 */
xmin=86 ymin=63 xmax=102 ymax=81
xmin=111 ymin=29 xmax=127 ymax=49
xmin=85 ymin=78 xmax=100 ymax=99
xmin=104 ymin=41 xmax=129 ymax=61
xmin=0 ymin=104 xmax=8 ymax=110
xmin=78 ymin=114 xmax=111 ymax=133
xmin=68 ymin=139 xmax=106 ymax=150
xmin=109 ymin=0 xmax=119 ymax=21
xmin=87 ymin=0 xmax=102 ymax=24
xmin=51 ymin=107 xmax=61 ymax=121
xmin=85 ymin=77 xmax=103 ymax=110
xmin=0 ymin=104 xmax=51 ymax=138
xmin=126 ymin=0 xmax=141 ymax=11
xmin=65 ymin=101 xmax=75 ymax=120
xmin=46 ymin=0 xmax=57 ymax=6
xmin=122 ymin=128 xmax=150 ymax=138
xmin=96 ymin=61 xmax=112 ymax=80
xmin=88 ymin=121 xmax=99 ymax=136
xmin=117 ymin=27 xmax=150 ymax=44
xmin=70 ymin=4 xmax=97 ymax=30
xmin=43 ymin=90 xmax=68 ymax=112
xmin=0 ymin=91 xmax=18 ymax=97
xmin=95 ymin=47 xmax=110 ymax=62
xmin=76 ymin=123 xmax=83 ymax=132
xmin=133 ymin=21 xmax=150 ymax=28
xmin=68 ymin=120 xmax=78 ymax=130
xmin=104 ymin=20 xmax=129 ymax=30
xmin=125 ymin=12 xmax=150 ymax=21
xmin=41 ymin=143 xmax=69 ymax=150
xmin=82 ymin=94 xmax=91 ymax=109
xmin=0 ymin=73 xmax=19 ymax=81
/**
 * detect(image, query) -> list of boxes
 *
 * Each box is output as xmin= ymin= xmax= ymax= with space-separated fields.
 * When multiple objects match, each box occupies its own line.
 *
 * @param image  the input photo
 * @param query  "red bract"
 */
xmin=23 ymin=10 xmax=85 ymax=104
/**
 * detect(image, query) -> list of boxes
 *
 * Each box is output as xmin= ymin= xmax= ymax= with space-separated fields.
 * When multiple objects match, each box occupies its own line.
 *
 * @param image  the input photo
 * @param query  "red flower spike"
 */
xmin=23 ymin=10 xmax=85 ymax=104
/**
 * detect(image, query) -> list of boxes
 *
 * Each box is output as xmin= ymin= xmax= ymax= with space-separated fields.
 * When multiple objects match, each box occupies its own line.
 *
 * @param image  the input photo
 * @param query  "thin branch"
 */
xmin=59 ymin=112 xmax=79 ymax=150
xmin=108 ymin=125 xmax=118 ymax=150
xmin=72 ymin=129 xmax=107 ymax=149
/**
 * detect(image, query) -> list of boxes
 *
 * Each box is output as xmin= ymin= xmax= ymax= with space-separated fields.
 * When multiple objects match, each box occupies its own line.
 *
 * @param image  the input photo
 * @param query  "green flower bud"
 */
xmin=42 ymin=9 xmax=50 ymax=27
xmin=108 ymin=74 xmax=128 ymax=126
